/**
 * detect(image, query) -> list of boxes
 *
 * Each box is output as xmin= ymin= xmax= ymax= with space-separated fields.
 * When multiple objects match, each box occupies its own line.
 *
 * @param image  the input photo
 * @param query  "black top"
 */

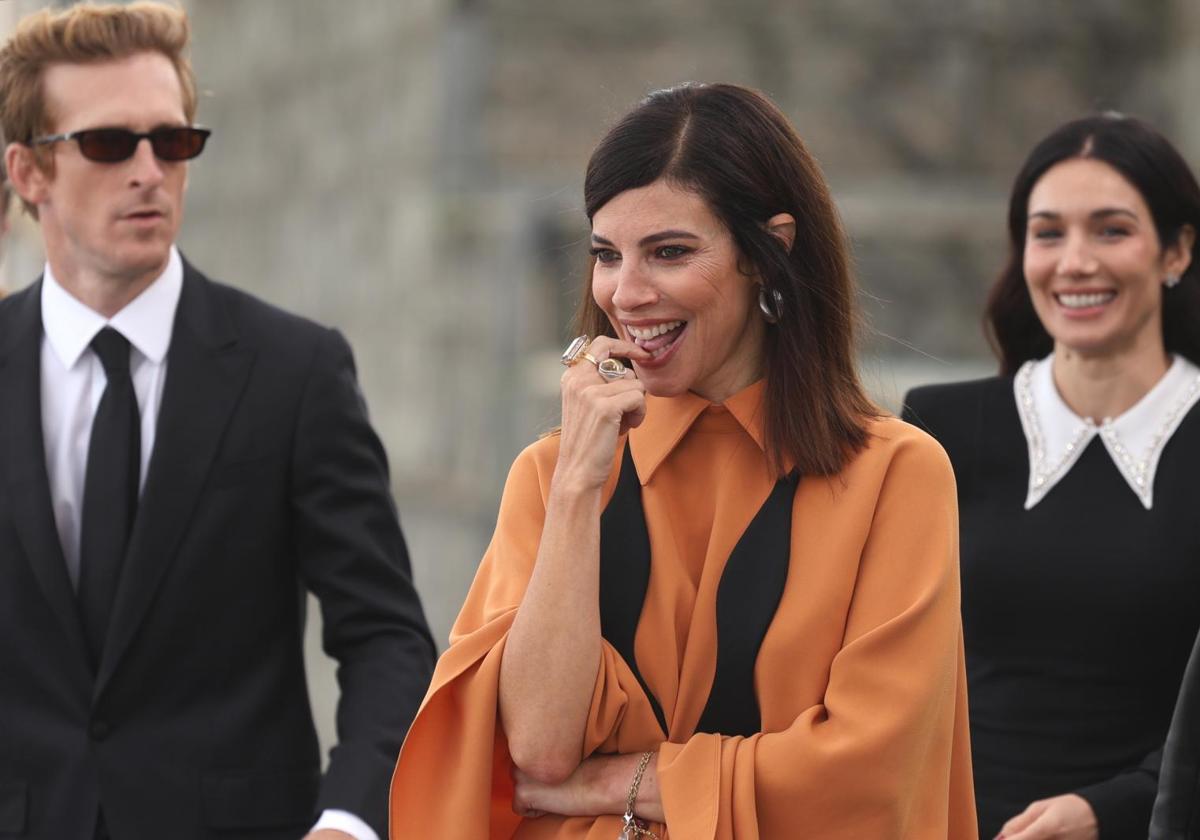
xmin=599 ymin=443 xmax=797 ymax=738
xmin=904 ymin=376 xmax=1200 ymax=840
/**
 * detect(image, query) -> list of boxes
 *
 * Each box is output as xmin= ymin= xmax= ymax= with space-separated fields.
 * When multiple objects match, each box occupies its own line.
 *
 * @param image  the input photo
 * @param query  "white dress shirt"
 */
xmin=40 ymin=248 xmax=181 ymax=588
xmin=38 ymin=247 xmax=376 ymax=840
xmin=1014 ymin=353 xmax=1200 ymax=509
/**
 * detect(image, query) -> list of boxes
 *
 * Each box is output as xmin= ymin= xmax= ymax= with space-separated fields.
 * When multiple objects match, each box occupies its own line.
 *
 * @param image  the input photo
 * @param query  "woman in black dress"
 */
xmin=904 ymin=115 xmax=1200 ymax=840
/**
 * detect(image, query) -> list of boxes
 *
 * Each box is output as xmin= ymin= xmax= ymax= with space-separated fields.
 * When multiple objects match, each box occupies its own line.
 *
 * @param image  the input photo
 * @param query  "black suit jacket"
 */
xmin=1151 ymin=628 xmax=1200 ymax=839
xmin=0 ymin=263 xmax=435 ymax=839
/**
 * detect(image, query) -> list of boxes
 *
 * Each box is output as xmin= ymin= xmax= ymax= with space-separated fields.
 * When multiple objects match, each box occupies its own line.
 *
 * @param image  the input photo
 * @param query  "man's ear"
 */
xmin=5 ymin=142 xmax=50 ymax=208
xmin=765 ymin=212 xmax=795 ymax=253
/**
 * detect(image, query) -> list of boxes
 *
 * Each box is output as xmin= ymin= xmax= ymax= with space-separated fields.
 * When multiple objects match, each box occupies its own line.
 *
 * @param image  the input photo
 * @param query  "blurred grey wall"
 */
xmin=2 ymin=0 xmax=1197 ymax=759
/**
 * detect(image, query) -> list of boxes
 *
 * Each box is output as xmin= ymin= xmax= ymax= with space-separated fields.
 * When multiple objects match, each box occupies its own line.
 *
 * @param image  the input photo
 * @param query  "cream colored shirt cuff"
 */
xmin=311 ymin=808 xmax=379 ymax=840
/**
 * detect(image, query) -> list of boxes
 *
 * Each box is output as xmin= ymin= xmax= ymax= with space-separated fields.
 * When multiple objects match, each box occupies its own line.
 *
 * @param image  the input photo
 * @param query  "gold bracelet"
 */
xmin=618 ymin=751 xmax=658 ymax=840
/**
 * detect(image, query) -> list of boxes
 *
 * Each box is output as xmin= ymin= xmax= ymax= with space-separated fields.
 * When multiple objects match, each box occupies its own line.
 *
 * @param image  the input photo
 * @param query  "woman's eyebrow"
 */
xmin=590 ymin=230 xmax=702 ymax=246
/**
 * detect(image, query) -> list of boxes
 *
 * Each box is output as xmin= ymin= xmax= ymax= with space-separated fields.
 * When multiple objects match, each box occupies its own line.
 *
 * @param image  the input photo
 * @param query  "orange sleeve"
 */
xmin=389 ymin=439 xmax=662 ymax=839
xmin=656 ymin=430 xmax=977 ymax=840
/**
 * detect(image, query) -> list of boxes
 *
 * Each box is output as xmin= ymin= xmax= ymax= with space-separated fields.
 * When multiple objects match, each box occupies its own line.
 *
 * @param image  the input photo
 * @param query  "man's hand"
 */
xmin=303 ymin=831 xmax=355 ymax=840
xmin=998 ymin=794 xmax=1098 ymax=840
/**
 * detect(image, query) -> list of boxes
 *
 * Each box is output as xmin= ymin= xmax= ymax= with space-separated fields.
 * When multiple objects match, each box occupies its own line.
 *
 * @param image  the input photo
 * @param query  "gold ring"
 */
xmin=560 ymin=335 xmax=590 ymax=366
xmin=580 ymin=352 xmax=600 ymax=367
xmin=597 ymin=358 xmax=626 ymax=380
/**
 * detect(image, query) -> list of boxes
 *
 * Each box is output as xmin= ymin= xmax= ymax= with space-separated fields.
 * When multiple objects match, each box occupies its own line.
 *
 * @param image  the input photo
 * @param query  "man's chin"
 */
xmin=104 ymin=248 xmax=173 ymax=285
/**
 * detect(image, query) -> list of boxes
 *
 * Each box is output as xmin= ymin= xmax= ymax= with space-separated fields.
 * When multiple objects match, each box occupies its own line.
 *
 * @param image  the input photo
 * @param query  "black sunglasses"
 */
xmin=29 ymin=126 xmax=211 ymax=163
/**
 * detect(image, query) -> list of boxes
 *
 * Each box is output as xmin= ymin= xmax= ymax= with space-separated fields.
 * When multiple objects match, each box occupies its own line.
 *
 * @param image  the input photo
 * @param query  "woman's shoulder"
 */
xmin=823 ymin=415 xmax=955 ymax=498
xmin=902 ymin=375 xmax=1011 ymax=421
xmin=515 ymin=431 xmax=563 ymax=469
xmin=503 ymin=432 xmax=624 ymax=505
xmin=863 ymin=414 xmax=953 ymax=471
xmin=501 ymin=433 xmax=563 ymax=498
xmin=900 ymin=374 xmax=1016 ymax=450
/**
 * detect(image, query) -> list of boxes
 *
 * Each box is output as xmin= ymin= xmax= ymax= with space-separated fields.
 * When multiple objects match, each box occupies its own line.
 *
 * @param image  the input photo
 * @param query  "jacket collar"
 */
xmin=95 ymin=260 xmax=252 ymax=695
xmin=628 ymin=379 xmax=767 ymax=485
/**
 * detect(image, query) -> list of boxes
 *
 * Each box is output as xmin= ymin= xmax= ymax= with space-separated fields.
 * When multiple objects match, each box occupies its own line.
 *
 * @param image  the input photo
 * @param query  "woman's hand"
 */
xmin=500 ymin=336 xmax=650 ymax=780
xmin=512 ymin=751 xmax=663 ymax=824
xmin=555 ymin=336 xmax=650 ymax=492
xmin=997 ymin=794 xmax=1098 ymax=840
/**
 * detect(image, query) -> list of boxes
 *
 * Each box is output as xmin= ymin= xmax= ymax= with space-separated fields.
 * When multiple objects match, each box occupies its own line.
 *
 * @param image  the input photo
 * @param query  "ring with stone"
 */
xmin=560 ymin=335 xmax=591 ymax=366
xmin=597 ymin=357 xmax=626 ymax=380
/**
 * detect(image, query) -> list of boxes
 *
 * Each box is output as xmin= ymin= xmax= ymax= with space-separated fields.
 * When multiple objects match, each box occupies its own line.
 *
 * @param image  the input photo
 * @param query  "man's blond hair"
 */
xmin=0 ymin=1 xmax=196 ymax=148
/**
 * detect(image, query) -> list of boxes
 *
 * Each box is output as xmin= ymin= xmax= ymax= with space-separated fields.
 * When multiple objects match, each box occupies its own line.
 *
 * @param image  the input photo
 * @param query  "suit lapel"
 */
xmin=0 ymin=283 xmax=92 ymax=666
xmin=97 ymin=265 xmax=254 ymax=695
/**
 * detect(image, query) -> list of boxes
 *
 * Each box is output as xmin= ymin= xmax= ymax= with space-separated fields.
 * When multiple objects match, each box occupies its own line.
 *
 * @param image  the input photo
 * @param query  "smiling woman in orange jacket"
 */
xmin=389 ymin=83 xmax=977 ymax=840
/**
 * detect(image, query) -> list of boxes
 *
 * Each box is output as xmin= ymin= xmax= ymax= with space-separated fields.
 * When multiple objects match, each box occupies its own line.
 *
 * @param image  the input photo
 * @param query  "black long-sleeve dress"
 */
xmin=904 ymin=371 xmax=1200 ymax=839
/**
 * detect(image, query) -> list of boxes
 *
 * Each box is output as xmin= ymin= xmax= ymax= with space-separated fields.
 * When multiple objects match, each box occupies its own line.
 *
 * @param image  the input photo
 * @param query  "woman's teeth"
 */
xmin=626 ymin=320 xmax=686 ymax=357
xmin=626 ymin=320 xmax=684 ymax=339
xmin=1057 ymin=292 xmax=1116 ymax=309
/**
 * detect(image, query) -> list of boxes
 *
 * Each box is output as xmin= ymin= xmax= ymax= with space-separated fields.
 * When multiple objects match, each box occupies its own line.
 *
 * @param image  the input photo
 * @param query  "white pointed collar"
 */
xmin=1015 ymin=353 xmax=1200 ymax=510
xmin=41 ymin=246 xmax=183 ymax=368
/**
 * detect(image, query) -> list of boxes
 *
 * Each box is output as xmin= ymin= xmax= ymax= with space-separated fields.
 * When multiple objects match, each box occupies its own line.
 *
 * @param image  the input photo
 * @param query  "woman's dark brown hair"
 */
xmin=986 ymin=113 xmax=1200 ymax=374
xmin=578 ymin=83 xmax=877 ymax=477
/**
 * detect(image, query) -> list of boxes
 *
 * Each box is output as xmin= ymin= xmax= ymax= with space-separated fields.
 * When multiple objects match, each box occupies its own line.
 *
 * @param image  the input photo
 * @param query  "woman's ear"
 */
xmin=1166 ymin=223 xmax=1196 ymax=280
xmin=765 ymin=212 xmax=796 ymax=253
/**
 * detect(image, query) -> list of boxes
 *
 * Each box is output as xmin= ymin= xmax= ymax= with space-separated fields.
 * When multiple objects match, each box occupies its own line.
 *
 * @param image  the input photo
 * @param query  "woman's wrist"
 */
xmin=585 ymin=753 xmax=647 ymax=815
xmin=631 ymin=751 xmax=660 ymax=820
xmin=548 ymin=467 xmax=607 ymax=502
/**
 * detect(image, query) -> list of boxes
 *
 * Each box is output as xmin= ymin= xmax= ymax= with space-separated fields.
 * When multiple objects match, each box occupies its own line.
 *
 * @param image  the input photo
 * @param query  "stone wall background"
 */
xmin=2 ymin=0 xmax=1197 ymax=761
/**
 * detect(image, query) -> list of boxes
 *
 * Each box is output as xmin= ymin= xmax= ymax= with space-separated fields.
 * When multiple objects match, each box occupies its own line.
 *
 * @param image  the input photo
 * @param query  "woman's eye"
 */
xmin=1099 ymin=226 xmax=1131 ymax=239
xmin=589 ymin=247 xmax=619 ymax=264
xmin=656 ymin=245 xmax=690 ymax=259
xmin=1030 ymin=228 xmax=1062 ymax=241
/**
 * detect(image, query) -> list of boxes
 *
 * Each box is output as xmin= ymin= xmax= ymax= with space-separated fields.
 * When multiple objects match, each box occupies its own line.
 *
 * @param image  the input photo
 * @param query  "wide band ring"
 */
xmin=560 ymin=335 xmax=590 ymax=366
xmin=597 ymin=358 xmax=626 ymax=380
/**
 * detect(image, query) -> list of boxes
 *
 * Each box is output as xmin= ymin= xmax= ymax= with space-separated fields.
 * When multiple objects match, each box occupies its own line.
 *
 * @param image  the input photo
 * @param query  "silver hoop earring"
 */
xmin=758 ymin=287 xmax=782 ymax=324
xmin=1165 ymin=273 xmax=1182 ymax=288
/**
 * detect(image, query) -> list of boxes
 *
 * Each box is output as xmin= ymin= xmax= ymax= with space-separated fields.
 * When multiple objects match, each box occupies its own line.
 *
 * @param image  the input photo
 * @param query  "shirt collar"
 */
xmin=628 ymin=379 xmax=767 ymax=485
xmin=1015 ymin=353 xmax=1200 ymax=510
xmin=41 ymin=246 xmax=183 ymax=368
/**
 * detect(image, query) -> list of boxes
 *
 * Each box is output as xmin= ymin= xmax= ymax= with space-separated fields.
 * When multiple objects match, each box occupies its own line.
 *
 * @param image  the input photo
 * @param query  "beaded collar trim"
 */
xmin=1014 ymin=354 xmax=1200 ymax=510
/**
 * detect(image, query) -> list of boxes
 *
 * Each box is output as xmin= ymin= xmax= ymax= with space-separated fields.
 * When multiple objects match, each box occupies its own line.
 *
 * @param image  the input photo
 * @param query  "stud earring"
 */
xmin=1165 ymin=273 xmax=1182 ymax=288
xmin=758 ymin=287 xmax=783 ymax=323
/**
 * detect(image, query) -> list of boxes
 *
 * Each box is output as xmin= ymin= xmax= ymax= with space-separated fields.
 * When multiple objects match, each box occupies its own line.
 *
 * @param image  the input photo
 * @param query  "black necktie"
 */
xmin=78 ymin=327 xmax=140 ymax=667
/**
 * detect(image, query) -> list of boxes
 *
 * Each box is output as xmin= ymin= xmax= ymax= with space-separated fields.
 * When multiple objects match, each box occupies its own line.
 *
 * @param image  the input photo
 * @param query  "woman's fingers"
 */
xmin=999 ymin=800 xmax=1046 ymax=836
xmin=999 ymin=795 xmax=1097 ymax=840
xmin=615 ymin=386 xmax=648 ymax=433
xmin=584 ymin=334 xmax=650 ymax=363
xmin=555 ymin=372 xmax=646 ymax=488
xmin=554 ymin=334 xmax=649 ymax=489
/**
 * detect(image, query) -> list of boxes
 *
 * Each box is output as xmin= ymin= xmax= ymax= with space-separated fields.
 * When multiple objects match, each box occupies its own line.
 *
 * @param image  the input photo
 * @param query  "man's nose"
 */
xmin=127 ymin=138 xmax=165 ymax=188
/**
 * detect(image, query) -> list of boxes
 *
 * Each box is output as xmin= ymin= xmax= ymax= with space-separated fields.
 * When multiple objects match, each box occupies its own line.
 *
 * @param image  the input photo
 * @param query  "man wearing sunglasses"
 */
xmin=0 ymin=4 xmax=434 ymax=840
